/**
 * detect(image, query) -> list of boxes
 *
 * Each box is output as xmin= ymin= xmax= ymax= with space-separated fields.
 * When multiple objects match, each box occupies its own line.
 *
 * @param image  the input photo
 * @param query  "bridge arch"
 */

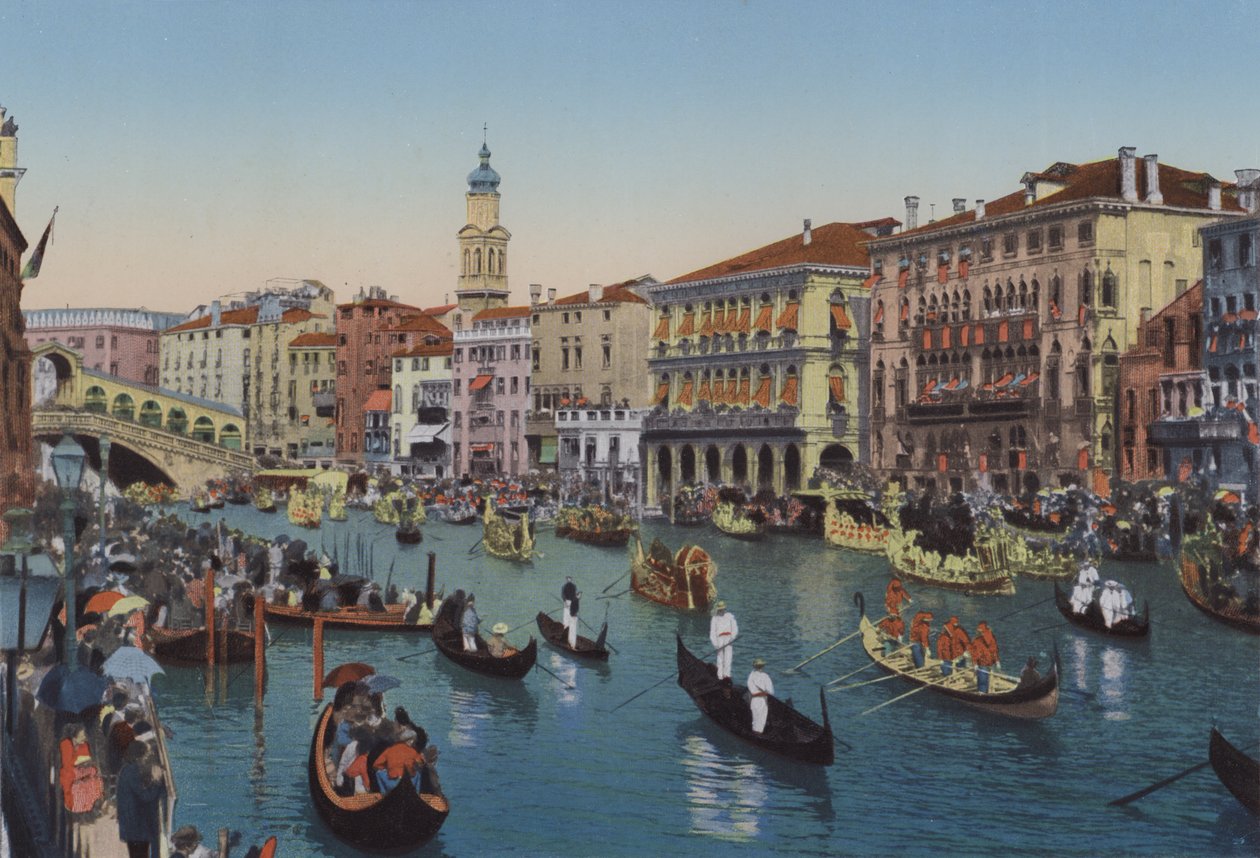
xmin=85 ymin=385 xmax=108 ymax=413
xmin=191 ymin=417 xmax=215 ymax=444
xmin=138 ymin=400 xmax=163 ymax=428
xmin=111 ymin=393 xmax=135 ymax=422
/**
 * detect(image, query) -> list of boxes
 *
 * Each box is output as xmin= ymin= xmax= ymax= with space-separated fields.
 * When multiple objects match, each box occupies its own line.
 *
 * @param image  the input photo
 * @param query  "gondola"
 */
xmin=629 ymin=535 xmax=717 ymax=612
xmin=1053 ymin=581 xmax=1149 ymax=637
xmin=675 ymin=635 xmax=834 ymax=766
xmin=482 ymin=503 xmax=534 ymax=562
xmin=431 ymin=609 xmax=536 ymax=679
xmin=1178 ymin=558 xmax=1260 ymax=635
xmin=1209 ymin=727 xmax=1260 ymax=815
xmin=308 ymin=703 xmax=449 ymax=852
xmin=225 ymin=491 xmax=251 ymax=506
xmin=712 ymin=502 xmax=767 ymax=541
xmin=554 ymin=525 xmax=636 ymax=547
xmin=146 ymin=626 xmax=256 ymax=664
xmin=395 ymin=525 xmax=423 ymax=545
xmin=441 ymin=507 xmax=479 ymax=525
xmin=535 ymin=611 xmax=609 ymax=660
xmin=853 ymin=592 xmax=1059 ymax=719
xmin=264 ymin=601 xmax=431 ymax=632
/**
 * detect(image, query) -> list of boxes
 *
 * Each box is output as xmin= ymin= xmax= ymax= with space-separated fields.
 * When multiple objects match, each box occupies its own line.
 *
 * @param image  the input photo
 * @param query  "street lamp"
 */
xmin=0 ymin=508 xmax=62 ymax=733
xmin=98 ymin=435 xmax=111 ymax=563
xmin=50 ymin=435 xmax=86 ymax=670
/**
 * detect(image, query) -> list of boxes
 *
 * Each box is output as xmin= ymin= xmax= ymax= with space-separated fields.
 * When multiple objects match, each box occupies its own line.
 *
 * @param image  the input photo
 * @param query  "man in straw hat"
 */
xmin=709 ymin=600 xmax=739 ymax=681
xmin=747 ymin=658 xmax=774 ymax=734
xmin=487 ymin=622 xmax=516 ymax=658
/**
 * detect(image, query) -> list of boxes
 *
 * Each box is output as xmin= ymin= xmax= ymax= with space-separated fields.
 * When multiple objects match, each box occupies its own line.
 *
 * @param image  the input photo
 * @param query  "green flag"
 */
xmin=20 ymin=206 xmax=56 ymax=280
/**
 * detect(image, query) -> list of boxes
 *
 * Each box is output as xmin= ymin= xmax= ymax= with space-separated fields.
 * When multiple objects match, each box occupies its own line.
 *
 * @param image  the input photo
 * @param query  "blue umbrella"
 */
xmin=363 ymin=673 xmax=402 ymax=694
xmin=36 ymin=665 xmax=109 ymax=714
xmin=102 ymin=646 xmax=165 ymax=685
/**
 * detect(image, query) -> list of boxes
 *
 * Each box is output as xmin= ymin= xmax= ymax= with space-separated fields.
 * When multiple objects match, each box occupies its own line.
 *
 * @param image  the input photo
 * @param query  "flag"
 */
xmin=20 ymin=206 xmax=57 ymax=280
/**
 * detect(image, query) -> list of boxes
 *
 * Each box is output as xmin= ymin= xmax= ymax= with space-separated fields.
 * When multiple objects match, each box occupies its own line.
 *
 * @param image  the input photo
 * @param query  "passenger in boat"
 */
xmin=969 ymin=621 xmax=999 ymax=693
xmin=1015 ymin=656 xmax=1042 ymax=689
xmin=561 ymin=576 xmax=578 ymax=641
xmin=709 ymin=601 xmax=739 ymax=681
xmin=487 ymin=622 xmax=518 ymax=657
xmin=884 ymin=577 xmax=912 ymax=616
xmin=319 ymin=586 xmax=342 ymax=612
xmin=1069 ymin=577 xmax=1095 ymax=614
xmin=936 ymin=617 xmax=969 ymax=676
xmin=373 ymin=729 xmax=428 ymax=793
xmin=1099 ymin=580 xmax=1134 ymax=628
xmin=461 ymin=594 xmax=481 ymax=651
xmin=335 ymin=724 xmax=374 ymax=796
xmin=747 ymin=658 xmax=774 ymax=733
xmin=909 ymin=611 xmax=933 ymax=668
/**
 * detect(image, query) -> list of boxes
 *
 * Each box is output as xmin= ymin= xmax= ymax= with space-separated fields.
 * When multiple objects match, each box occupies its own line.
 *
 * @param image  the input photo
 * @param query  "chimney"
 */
xmin=529 ymin=283 xmax=542 ymax=305
xmin=210 ymin=300 xmax=221 ymax=327
xmin=1208 ymin=179 xmax=1222 ymax=212
xmin=588 ymin=283 xmax=603 ymax=303
xmin=1023 ymin=179 xmax=1036 ymax=206
xmin=1138 ymin=307 xmax=1151 ymax=348
xmin=975 ymin=199 xmax=986 ymax=220
xmin=1144 ymin=154 xmax=1163 ymax=205
xmin=802 ymin=219 xmax=812 ymax=245
xmin=547 ymin=287 xmax=557 ymax=304
xmin=952 ymin=198 xmax=966 ymax=214
xmin=1236 ymin=169 xmax=1260 ymax=213
xmin=1119 ymin=146 xmax=1138 ymax=202
xmin=444 ymin=293 xmax=449 ymax=304
xmin=904 ymin=197 xmax=919 ymax=231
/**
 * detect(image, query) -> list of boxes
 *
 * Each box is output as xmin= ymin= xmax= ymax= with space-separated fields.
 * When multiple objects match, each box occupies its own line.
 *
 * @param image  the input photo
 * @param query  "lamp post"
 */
xmin=0 ymin=508 xmax=62 ymax=734
xmin=98 ymin=435 xmax=111 ymax=563
xmin=50 ymin=435 xmax=86 ymax=671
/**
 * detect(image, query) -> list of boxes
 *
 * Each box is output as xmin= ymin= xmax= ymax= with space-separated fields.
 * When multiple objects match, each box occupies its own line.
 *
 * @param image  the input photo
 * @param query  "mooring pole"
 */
xmin=253 ymin=594 xmax=266 ymax=702
xmin=426 ymin=552 xmax=436 ymax=610
xmin=312 ymin=618 xmax=325 ymax=701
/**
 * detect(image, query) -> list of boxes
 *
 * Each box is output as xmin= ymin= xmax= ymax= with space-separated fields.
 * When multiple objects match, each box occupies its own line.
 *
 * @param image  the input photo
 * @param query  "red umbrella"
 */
xmin=84 ymin=591 xmax=127 ymax=615
xmin=322 ymin=662 xmax=375 ymax=689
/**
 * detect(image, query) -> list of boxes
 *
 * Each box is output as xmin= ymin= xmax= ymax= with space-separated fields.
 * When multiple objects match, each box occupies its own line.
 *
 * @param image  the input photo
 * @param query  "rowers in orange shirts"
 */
xmin=884 ymin=577 xmax=912 ymax=617
xmin=908 ymin=611 xmax=933 ymax=668
xmin=969 ymin=621 xmax=999 ymax=692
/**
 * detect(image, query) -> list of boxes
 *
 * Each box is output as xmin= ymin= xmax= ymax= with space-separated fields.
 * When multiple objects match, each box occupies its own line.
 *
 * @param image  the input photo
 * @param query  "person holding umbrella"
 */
xmin=116 ymin=740 xmax=167 ymax=858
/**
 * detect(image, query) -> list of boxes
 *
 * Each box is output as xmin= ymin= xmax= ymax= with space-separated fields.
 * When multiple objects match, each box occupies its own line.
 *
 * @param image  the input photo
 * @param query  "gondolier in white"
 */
xmin=709 ymin=601 xmax=738 ymax=681
xmin=566 ymin=590 xmax=581 ymax=648
xmin=1098 ymin=580 xmax=1134 ymax=628
xmin=747 ymin=658 xmax=773 ymax=734
xmin=461 ymin=594 xmax=481 ymax=651
xmin=561 ymin=577 xmax=577 ymax=642
xmin=1070 ymin=561 xmax=1100 ymax=614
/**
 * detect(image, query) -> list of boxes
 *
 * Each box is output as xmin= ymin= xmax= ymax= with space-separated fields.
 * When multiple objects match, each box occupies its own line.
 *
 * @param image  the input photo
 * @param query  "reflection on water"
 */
xmin=442 ymin=664 xmax=539 ymax=748
xmin=681 ymin=734 xmax=768 ymax=840
xmin=547 ymin=652 xmax=579 ymax=706
xmin=1069 ymin=636 xmax=1090 ymax=691
xmin=447 ymin=686 xmax=493 ymax=749
xmin=1098 ymin=646 xmax=1131 ymax=721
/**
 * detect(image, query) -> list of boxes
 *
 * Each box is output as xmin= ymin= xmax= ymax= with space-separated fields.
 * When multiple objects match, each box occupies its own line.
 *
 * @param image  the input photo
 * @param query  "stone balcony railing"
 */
xmin=1148 ymin=418 xmax=1245 ymax=444
xmin=32 ymin=409 xmax=254 ymax=470
xmin=644 ymin=408 xmax=799 ymax=432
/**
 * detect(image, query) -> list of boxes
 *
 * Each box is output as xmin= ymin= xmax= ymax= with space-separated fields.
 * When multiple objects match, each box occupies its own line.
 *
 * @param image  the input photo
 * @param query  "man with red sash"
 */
xmin=746 ymin=657 xmax=774 ymax=733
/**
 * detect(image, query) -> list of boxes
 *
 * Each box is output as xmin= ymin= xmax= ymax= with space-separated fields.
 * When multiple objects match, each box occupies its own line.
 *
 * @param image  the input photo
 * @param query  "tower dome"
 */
xmin=467 ymin=143 xmax=501 ymax=194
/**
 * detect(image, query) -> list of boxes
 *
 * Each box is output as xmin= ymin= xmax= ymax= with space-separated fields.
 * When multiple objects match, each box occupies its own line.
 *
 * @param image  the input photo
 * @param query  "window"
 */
xmin=574 ymin=346 xmax=583 ymax=369
xmin=575 ymin=312 xmax=582 ymax=324
xmin=511 ymin=344 xmax=521 ymax=360
xmin=1241 ymin=234 xmax=1254 ymax=267
xmin=496 ymin=377 xmax=505 ymax=395
xmin=562 ymin=313 xmax=570 ymax=324
xmin=602 ymin=342 xmax=611 ymax=368
xmin=1048 ymin=225 xmax=1063 ymax=250
xmin=1101 ymin=270 xmax=1118 ymax=308
xmin=1027 ymin=229 xmax=1042 ymax=253
xmin=337 ymin=361 xmax=346 ymax=375
xmin=454 ymin=348 xmax=463 ymax=363
xmin=511 ymin=376 xmax=518 ymax=394
xmin=1003 ymin=232 xmax=1017 ymax=256
xmin=603 ymin=310 xmax=611 ymax=322
xmin=1078 ymin=221 xmax=1094 ymax=244
xmin=96 ymin=335 xmax=105 ymax=348
xmin=532 ymin=345 xmax=540 ymax=371
xmin=454 ymin=412 xmax=461 ymax=427
xmin=1208 ymin=238 xmax=1223 ymax=270
xmin=562 ymin=347 xmax=570 ymax=371
xmin=980 ymin=237 xmax=993 ymax=261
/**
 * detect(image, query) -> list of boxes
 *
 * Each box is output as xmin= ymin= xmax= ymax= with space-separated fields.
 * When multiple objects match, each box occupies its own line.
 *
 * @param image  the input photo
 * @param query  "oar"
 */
xmin=1029 ymin=621 xmax=1070 ymax=634
xmin=533 ymin=661 xmax=575 ymax=690
xmin=1108 ymin=742 xmax=1260 ymax=807
xmin=597 ymin=589 xmax=630 ymax=601
xmin=609 ymin=672 xmax=676 ymax=713
xmin=995 ymin=594 xmax=1057 ymax=622
xmin=467 ymin=537 xmax=484 ymax=555
xmin=827 ymin=673 xmax=902 ymax=692
xmin=858 ymin=671 xmax=960 ymax=716
xmin=824 ymin=659 xmax=886 ymax=687
xmin=602 ymin=571 xmax=629 ymax=594
xmin=554 ymin=595 xmax=619 ymax=654
xmin=784 ymin=630 xmax=863 ymax=674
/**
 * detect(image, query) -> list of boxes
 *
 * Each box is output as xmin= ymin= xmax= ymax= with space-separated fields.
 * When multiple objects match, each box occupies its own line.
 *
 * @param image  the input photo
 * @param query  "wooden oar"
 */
xmin=597 ymin=588 xmax=630 ymax=600
xmin=827 ymin=673 xmax=902 ymax=692
xmin=995 ymin=594 xmax=1057 ymax=622
xmin=609 ymin=672 xmax=675 ymax=713
xmin=858 ymin=670 xmax=961 ymax=716
xmin=1029 ymin=620 xmax=1070 ymax=634
xmin=824 ymin=659 xmax=886 ymax=687
xmin=785 ymin=630 xmax=863 ymax=674
xmin=1108 ymin=742 xmax=1260 ymax=807
xmin=553 ymin=595 xmax=619 ymax=654
xmin=602 ymin=571 xmax=629 ymax=594
xmin=467 ymin=537 xmax=484 ymax=555
xmin=534 ymin=660 xmax=575 ymax=690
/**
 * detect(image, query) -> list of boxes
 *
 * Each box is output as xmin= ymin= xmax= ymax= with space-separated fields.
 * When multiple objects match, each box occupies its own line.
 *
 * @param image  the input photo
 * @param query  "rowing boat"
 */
xmin=1178 ymin=558 xmax=1260 ymax=635
xmin=308 ymin=703 xmax=448 ymax=852
xmin=629 ymin=535 xmax=717 ymax=612
xmin=1209 ymin=727 xmax=1260 ymax=815
xmin=146 ymin=626 xmax=256 ymax=664
xmin=1053 ymin=581 xmax=1149 ymax=637
xmin=535 ymin=611 xmax=609 ymax=660
xmin=263 ymin=601 xmax=431 ymax=632
xmin=482 ymin=503 xmax=534 ymax=561
xmin=853 ymin=592 xmax=1058 ymax=719
xmin=675 ymin=635 xmax=833 ymax=765
xmin=432 ymin=608 xmax=536 ymax=679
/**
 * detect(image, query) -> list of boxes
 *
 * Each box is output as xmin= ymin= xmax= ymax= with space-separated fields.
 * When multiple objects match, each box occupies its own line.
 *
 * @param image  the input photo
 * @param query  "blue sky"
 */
xmin=2 ymin=0 xmax=1256 ymax=313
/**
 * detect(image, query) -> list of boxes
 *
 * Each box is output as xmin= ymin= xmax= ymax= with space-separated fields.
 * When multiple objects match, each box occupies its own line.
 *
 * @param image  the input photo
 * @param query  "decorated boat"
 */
xmin=976 ymin=524 xmax=1078 ymax=581
xmin=535 ymin=611 xmax=609 ymax=660
xmin=287 ymin=487 xmax=324 ymax=529
xmin=1053 ymin=581 xmax=1150 ymax=637
xmin=854 ymin=593 xmax=1059 ymax=719
xmin=712 ymin=502 xmax=767 ymax=541
xmin=1209 ymin=727 xmax=1260 ymax=815
xmin=253 ymin=486 xmax=276 ymax=514
xmin=308 ymin=703 xmax=448 ymax=852
xmin=885 ymin=526 xmax=1016 ymax=596
xmin=482 ymin=502 xmax=534 ymax=562
xmin=189 ymin=489 xmax=212 ymax=514
xmin=1178 ymin=557 xmax=1260 ymax=635
xmin=440 ymin=505 xmax=479 ymax=525
xmin=327 ymin=491 xmax=347 ymax=522
xmin=553 ymin=505 xmax=636 ymax=547
xmin=676 ymin=635 xmax=833 ymax=765
xmin=821 ymin=490 xmax=892 ymax=554
xmin=629 ymin=535 xmax=716 ymax=611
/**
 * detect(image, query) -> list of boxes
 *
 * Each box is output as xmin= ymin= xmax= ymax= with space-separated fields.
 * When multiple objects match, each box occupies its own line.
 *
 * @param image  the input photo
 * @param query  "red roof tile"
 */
xmin=392 ymin=341 xmax=454 ymax=358
xmin=163 ymin=305 xmax=325 ymax=334
xmin=336 ymin=298 xmax=421 ymax=312
xmin=551 ymin=280 xmax=650 ymax=306
xmin=422 ymin=303 xmax=458 ymax=316
xmin=363 ymin=389 xmax=392 ymax=412
xmin=668 ymin=221 xmax=876 ymax=284
xmin=289 ymin=332 xmax=337 ymax=348
xmin=472 ymin=306 xmax=532 ymax=321
xmin=387 ymin=313 xmax=452 ymax=336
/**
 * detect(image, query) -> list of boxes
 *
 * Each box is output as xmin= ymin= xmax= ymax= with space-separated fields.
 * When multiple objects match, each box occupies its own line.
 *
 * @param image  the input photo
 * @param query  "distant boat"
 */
xmin=1053 ymin=581 xmax=1149 ymax=637
xmin=146 ymin=625 xmax=255 ymax=664
xmin=1209 ymin=727 xmax=1260 ymax=815
xmin=1178 ymin=558 xmax=1260 ymax=635
xmin=264 ymin=601 xmax=430 ymax=633
xmin=629 ymin=535 xmax=716 ymax=612
xmin=535 ymin=611 xmax=609 ymax=660
xmin=482 ymin=503 xmax=534 ymax=562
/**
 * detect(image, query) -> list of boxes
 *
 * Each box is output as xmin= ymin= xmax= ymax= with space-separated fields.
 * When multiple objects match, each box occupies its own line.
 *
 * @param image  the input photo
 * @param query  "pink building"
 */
xmin=24 ymin=307 xmax=183 ymax=384
xmin=451 ymin=306 xmax=531 ymax=477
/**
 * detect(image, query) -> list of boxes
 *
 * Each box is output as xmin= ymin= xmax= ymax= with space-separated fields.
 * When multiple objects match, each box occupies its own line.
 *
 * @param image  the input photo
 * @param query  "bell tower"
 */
xmin=456 ymin=136 xmax=511 ymax=314
xmin=0 ymin=105 xmax=26 ymax=216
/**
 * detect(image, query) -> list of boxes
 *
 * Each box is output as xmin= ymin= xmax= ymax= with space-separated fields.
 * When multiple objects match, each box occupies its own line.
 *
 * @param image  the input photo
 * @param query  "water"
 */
xmin=150 ymin=505 xmax=1260 ymax=856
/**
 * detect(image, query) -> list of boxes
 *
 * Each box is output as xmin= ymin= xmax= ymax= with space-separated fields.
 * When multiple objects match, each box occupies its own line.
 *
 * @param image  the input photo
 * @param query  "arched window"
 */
xmin=167 ymin=408 xmax=188 ymax=434
xmin=463 ymin=248 xmax=470 ymax=274
xmin=1031 ymin=278 xmax=1040 ymax=311
xmin=111 ymin=393 xmax=135 ymax=422
xmin=1019 ymin=279 xmax=1029 ymax=310
xmin=394 ymin=385 xmax=402 ymax=413
xmin=488 ymin=249 xmax=496 ymax=274
xmin=1101 ymin=269 xmax=1118 ymax=308
xmin=219 ymin=424 xmax=242 ymax=450
xmin=962 ymin=289 xmax=972 ymax=320
xmin=192 ymin=416 xmax=215 ymax=444
xmin=84 ymin=385 xmax=108 ymax=413
xmin=139 ymin=400 xmax=163 ymax=428
xmin=983 ymin=285 xmax=993 ymax=314
xmin=1080 ymin=268 xmax=1093 ymax=307
xmin=474 ymin=248 xmax=482 ymax=274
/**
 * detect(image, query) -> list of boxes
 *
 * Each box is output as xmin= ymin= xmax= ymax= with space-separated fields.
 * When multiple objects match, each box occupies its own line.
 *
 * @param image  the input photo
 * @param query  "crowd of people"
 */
xmin=326 ymin=681 xmax=442 ymax=798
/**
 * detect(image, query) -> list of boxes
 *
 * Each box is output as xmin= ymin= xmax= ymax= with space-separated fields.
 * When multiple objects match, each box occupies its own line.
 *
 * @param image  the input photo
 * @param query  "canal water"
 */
xmin=150 ymin=505 xmax=1259 ymax=856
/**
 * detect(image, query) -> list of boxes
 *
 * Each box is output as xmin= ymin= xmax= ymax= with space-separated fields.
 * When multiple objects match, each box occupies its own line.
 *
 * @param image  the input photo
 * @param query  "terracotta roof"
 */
xmin=472 ymin=305 xmax=532 ymax=321
xmin=387 ymin=313 xmax=452 ymax=336
xmin=551 ymin=280 xmax=650 ymax=306
xmin=668 ymin=222 xmax=876 ymax=285
xmin=852 ymin=217 xmax=902 ymax=230
xmin=422 ymin=303 xmax=458 ymax=315
xmin=336 ymin=298 xmax=421 ymax=312
xmin=163 ymin=306 xmax=324 ymax=334
xmin=289 ymin=332 xmax=337 ymax=348
xmin=392 ymin=341 xmax=454 ymax=358
xmin=363 ymin=389 xmax=392 ymax=412
xmin=890 ymin=155 xmax=1245 ymax=240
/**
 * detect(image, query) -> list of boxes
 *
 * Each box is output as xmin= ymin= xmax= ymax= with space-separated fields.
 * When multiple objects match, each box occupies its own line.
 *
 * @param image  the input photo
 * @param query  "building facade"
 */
xmin=454 ymin=143 xmax=511 ymax=319
xmin=286 ymin=331 xmax=338 ymax=466
xmin=451 ymin=307 xmax=531 ymax=477
xmin=24 ymin=308 xmax=184 ymax=384
xmin=642 ymin=219 xmax=883 ymax=504
xmin=526 ymin=277 xmax=656 ymax=471
xmin=390 ymin=339 xmax=454 ymax=478
xmin=555 ymin=405 xmax=647 ymax=498
xmin=865 ymin=148 xmax=1248 ymax=497
xmin=0 ymin=104 xmax=32 ymax=514
xmin=363 ymin=389 xmax=393 ymax=469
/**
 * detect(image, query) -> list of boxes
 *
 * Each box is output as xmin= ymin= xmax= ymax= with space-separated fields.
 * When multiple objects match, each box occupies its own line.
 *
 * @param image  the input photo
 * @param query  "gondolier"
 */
xmin=885 ymin=577 xmax=912 ymax=616
xmin=566 ymin=591 xmax=581 ymax=648
xmin=561 ymin=577 xmax=577 ymax=642
xmin=747 ymin=658 xmax=773 ymax=734
xmin=709 ymin=601 xmax=738 ymax=681
xmin=909 ymin=611 xmax=933 ymax=668
xmin=461 ymin=595 xmax=481 ymax=652
xmin=969 ymin=621 xmax=999 ymax=693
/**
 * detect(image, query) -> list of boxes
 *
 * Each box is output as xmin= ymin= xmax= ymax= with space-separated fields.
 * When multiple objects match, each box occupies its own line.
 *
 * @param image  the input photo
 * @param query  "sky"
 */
xmin=2 ymin=0 xmax=1257 ymax=315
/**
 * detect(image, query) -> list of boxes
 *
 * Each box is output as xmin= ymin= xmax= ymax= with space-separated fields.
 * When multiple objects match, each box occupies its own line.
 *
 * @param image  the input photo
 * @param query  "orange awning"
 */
xmin=1021 ymin=372 xmax=1039 ymax=386
xmin=734 ymin=307 xmax=751 ymax=334
xmin=698 ymin=313 xmax=714 ymax=336
xmin=941 ymin=326 xmax=952 ymax=349
xmin=998 ymin=320 xmax=1009 ymax=343
xmin=829 ymin=375 xmax=845 ymax=403
xmin=471 ymin=443 xmax=494 ymax=453
xmin=737 ymin=376 xmax=750 ymax=405
xmin=677 ymin=312 xmax=696 ymax=337
xmin=996 ymin=372 xmax=1014 ymax=387
xmin=711 ymin=377 xmax=725 ymax=404
xmin=780 ymin=375 xmax=799 ymax=406
xmin=898 ymin=270 xmax=909 ymax=289
xmin=712 ymin=307 xmax=726 ymax=333
xmin=1023 ymin=318 xmax=1034 ymax=340
xmin=873 ymin=302 xmax=885 ymax=324
xmin=697 ymin=377 xmax=711 ymax=402
xmin=725 ymin=378 xmax=738 ymax=402
xmin=753 ymin=305 xmax=773 ymax=333
xmin=776 ymin=301 xmax=799 ymax=331
xmin=862 ymin=273 xmax=882 ymax=289
xmin=652 ymin=315 xmax=670 ymax=340
xmin=469 ymin=373 xmax=493 ymax=392
xmin=655 ymin=381 xmax=670 ymax=404
xmin=899 ymin=301 xmax=909 ymax=322
xmin=830 ymin=304 xmax=852 ymax=330
xmin=678 ymin=379 xmax=694 ymax=407
xmin=753 ymin=376 xmax=771 ymax=408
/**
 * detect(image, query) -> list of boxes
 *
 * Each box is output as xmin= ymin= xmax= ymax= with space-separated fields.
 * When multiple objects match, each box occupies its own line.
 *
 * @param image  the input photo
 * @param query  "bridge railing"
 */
xmin=31 ymin=409 xmax=254 ymax=471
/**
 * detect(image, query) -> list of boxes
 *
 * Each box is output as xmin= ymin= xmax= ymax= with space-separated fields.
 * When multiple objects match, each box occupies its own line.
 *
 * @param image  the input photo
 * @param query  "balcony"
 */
xmin=1148 ymin=418 xmax=1244 ymax=445
xmin=644 ymin=408 xmax=798 ymax=433
xmin=830 ymin=412 xmax=850 ymax=436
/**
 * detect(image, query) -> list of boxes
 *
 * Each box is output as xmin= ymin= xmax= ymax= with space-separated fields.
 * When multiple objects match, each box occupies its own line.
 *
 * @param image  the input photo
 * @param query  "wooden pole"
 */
xmin=253 ymin=593 xmax=266 ymax=702
xmin=218 ymin=827 xmax=230 ymax=858
xmin=312 ymin=618 xmax=324 ymax=701
xmin=426 ymin=552 xmax=436 ymax=609
xmin=206 ymin=567 xmax=216 ymax=666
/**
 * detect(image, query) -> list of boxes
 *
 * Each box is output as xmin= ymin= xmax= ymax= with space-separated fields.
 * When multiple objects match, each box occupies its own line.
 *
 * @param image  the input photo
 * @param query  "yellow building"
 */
xmin=643 ymin=219 xmax=891 ymax=503
xmin=390 ymin=335 xmax=454 ymax=477
xmin=286 ymin=331 xmax=337 ymax=465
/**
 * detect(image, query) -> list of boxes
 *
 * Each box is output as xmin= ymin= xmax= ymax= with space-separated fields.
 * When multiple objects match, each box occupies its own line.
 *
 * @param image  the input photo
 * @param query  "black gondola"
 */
xmin=226 ymin=492 xmax=251 ymax=506
xmin=432 ymin=608 xmax=536 ymax=680
xmin=675 ymin=635 xmax=834 ymax=766
xmin=1209 ymin=727 xmax=1260 ymax=815
xmin=395 ymin=525 xmax=423 ymax=544
xmin=308 ymin=703 xmax=448 ymax=852
xmin=1053 ymin=581 xmax=1149 ymax=637
xmin=535 ymin=611 xmax=609 ymax=660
